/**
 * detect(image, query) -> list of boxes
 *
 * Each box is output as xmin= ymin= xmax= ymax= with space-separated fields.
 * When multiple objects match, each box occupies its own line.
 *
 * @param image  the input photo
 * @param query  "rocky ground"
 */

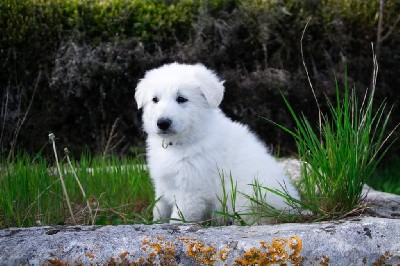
xmin=0 ymin=215 xmax=399 ymax=265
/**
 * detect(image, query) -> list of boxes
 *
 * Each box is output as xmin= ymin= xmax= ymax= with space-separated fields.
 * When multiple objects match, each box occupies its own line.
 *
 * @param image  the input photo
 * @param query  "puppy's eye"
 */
xmin=176 ymin=96 xmax=188 ymax=104
xmin=152 ymin=97 xmax=159 ymax=103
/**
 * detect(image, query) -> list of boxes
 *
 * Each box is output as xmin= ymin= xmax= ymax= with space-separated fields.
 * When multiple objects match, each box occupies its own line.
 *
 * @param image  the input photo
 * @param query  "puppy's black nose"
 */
xmin=157 ymin=118 xmax=172 ymax=131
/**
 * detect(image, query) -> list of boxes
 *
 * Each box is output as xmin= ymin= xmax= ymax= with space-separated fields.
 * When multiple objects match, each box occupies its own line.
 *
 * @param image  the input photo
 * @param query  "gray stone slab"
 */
xmin=0 ymin=216 xmax=399 ymax=265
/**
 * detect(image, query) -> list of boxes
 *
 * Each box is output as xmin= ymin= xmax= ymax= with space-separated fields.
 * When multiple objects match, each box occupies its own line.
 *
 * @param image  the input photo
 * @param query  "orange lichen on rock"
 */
xmin=118 ymin=251 xmax=130 ymax=259
xmin=235 ymin=235 xmax=303 ymax=266
xmin=235 ymin=247 xmax=264 ymax=265
xmin=46 ymin=258 xmax=68 ymax=266
xmin=372 ymin=251 xmax=395 ymax=266
xmin=218 ymin=245 xmax=231 ymax=262
xmin=139 ymin=237 xmax=177 ymax=265
xmin=288 ymin=235 xmax=302 ymax=260
xmin=135 ymin=235 xmax=302 ymax=265
xmin=183 ymin=239 xmax=218 ymax=265
xmin=320 ymin=254 xmax=330 ymax=266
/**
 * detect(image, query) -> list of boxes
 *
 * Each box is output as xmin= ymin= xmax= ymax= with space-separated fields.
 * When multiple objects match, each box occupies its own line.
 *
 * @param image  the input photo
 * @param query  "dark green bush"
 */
xmin=1 ymin=0 xmax=197 ymax=44
xmin=0 ymin=0 xmax=399 ymax=157
xmin=0 ymin=0 xmax=199 ymax=155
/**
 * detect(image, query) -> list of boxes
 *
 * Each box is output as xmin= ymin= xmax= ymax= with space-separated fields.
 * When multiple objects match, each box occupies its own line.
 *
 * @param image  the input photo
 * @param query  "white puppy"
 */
xmin=135 ymin=63 xmax=300 ymax=224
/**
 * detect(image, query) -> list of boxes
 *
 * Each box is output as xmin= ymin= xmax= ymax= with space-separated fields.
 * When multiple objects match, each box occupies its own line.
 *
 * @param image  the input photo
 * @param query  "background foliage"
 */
xmin=1 ymin=0 xmax=399 ymax=158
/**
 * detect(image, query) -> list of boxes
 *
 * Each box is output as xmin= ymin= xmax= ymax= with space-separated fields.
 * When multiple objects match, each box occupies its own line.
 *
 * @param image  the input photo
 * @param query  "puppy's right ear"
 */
xmin=135 ymin=79 xmax=146 ymax=109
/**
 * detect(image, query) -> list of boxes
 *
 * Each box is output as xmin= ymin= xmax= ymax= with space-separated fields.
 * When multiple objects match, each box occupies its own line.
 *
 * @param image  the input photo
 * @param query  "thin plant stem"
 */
xmin=300 ymin=18 xmax=322 ymax=132
xmin=0 ymin=87 xmax=10 ymax=150
xmin=48 ymin=133 xmax=76 ymax=224
xmin=8 ymin=71 xmax=41 ymax=161
xmin=103 ymin=117 xmax=124 ymax=157
xmin=64 ymin=148 xmax=94 ymax=225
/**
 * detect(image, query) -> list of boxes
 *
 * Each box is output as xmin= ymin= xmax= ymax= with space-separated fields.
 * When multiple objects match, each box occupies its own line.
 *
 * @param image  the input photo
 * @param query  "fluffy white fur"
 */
xmin=135 ymin=62 xmax=300 ymax=223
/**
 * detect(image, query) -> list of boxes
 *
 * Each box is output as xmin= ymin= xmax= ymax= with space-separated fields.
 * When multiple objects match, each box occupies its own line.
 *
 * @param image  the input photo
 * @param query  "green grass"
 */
xmin=210 ymin=172 xmax=304 ymax=226
xmin=368 ymin=158 xmax=400 ymax=195
xmin=0 ymin=152 xmax=154 ymax=229
xmin=266 ymin=65 xmax=397 ymax=220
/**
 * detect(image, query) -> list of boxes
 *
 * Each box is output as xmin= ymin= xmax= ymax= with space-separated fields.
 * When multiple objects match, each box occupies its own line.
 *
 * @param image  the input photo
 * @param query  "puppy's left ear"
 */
xmin=195 ymin=64 xmax=225 ymax=108
xmin=135 ymin=79 xmax=147 ymax=109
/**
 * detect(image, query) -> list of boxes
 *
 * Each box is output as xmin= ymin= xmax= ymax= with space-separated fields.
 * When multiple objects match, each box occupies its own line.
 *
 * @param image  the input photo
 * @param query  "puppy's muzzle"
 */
xmin=157 ymin=118 xmax=172 ymax=132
